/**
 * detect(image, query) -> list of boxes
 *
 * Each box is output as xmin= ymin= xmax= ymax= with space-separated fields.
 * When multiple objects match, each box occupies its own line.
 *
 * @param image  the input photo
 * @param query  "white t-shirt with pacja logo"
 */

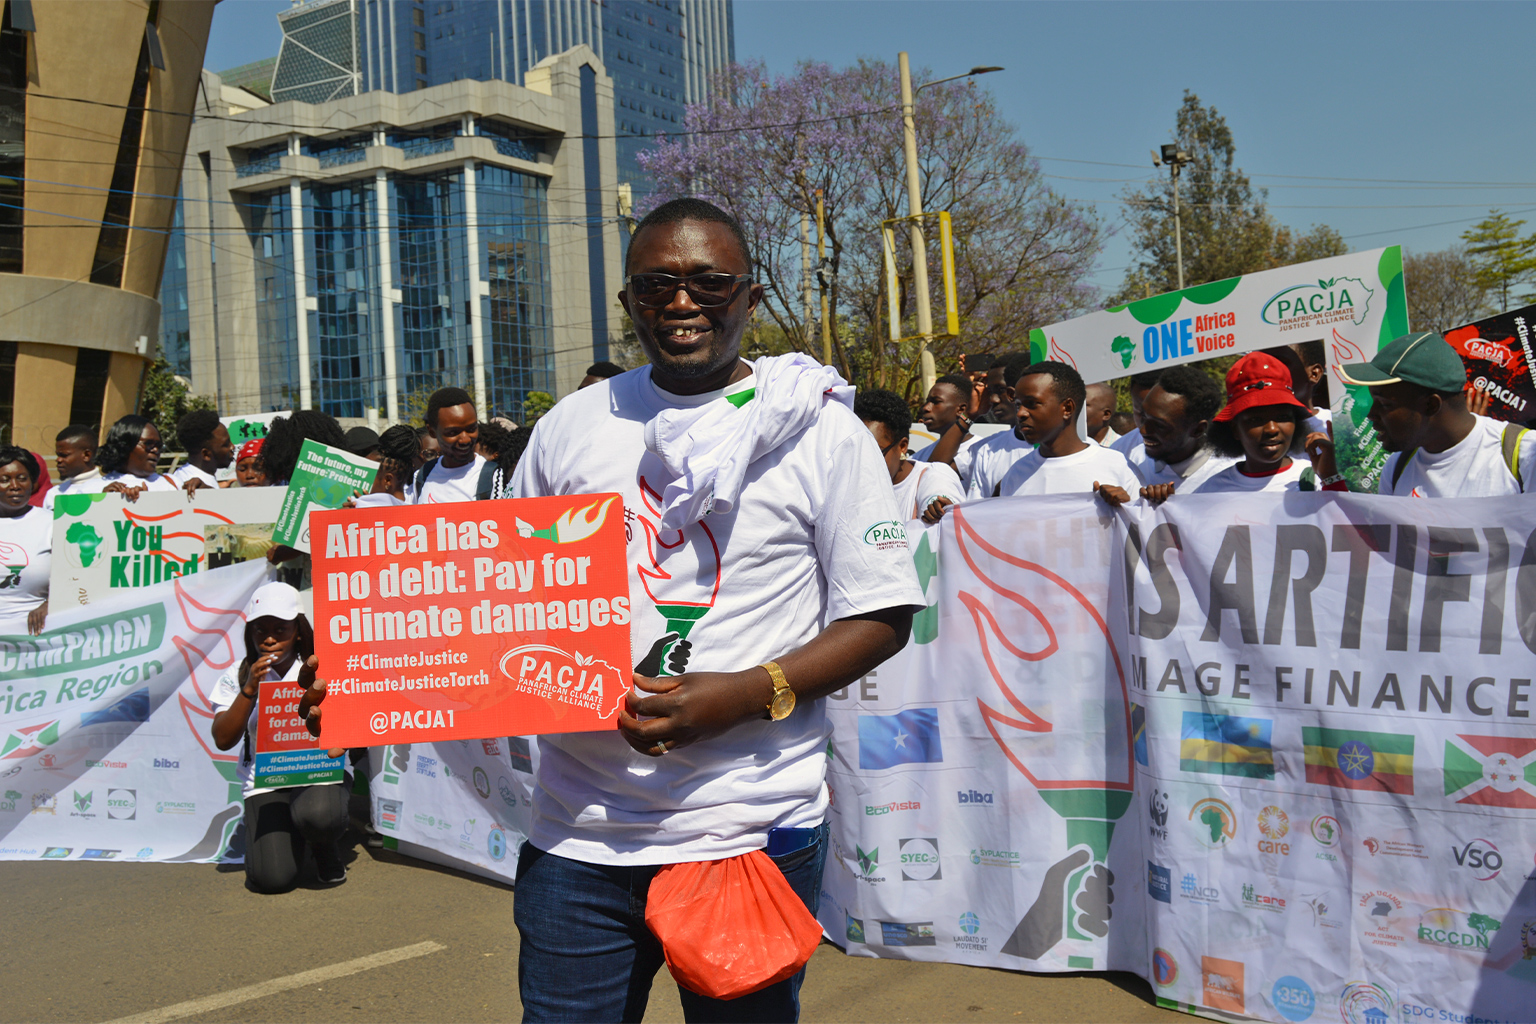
xmin=511 ymin=365 xmax=924 ymax=865
xmin=0 ymin=506 xmax=50 ymax=634
xmin=1379 ymin=415 xmax=1536 ymax=498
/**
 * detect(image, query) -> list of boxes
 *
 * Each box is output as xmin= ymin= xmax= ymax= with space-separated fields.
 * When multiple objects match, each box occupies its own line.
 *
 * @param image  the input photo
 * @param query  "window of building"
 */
xmin=247 ymin=191 xmax=300 ymax=411
xmin=310 ymin=183 xmax=383 ymax=418
xmin=414 ymin=55 xmax=427 ymax=74
xmin=477 ymin=165 xmax=553 ymax=421
xmin=67 ymin=348 xmax=111 ymax=430
xmin=416 ymin=30 xmax=427 ymax=48
xmin=91 ymin=35 xmax=152 ymax=286
xmin=412 ymin=6 xmax=424 ymax=25
xmin=393 ymin=172 xmax=473 ymax=409
xmin=0 ymin=5 xmax=26 ymax=274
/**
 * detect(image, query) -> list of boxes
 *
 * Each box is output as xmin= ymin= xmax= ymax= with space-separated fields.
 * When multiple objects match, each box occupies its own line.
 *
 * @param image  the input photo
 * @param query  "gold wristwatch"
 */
xmin=761 ymin=661 xmax=795 ymax=721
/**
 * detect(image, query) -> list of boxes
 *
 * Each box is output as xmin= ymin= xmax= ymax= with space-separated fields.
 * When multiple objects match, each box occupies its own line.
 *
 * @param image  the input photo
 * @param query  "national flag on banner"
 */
xmin=1179 ymin=712 xmax=1274 ymax=779
xmin=1443 ymin=734 xmax=1536 ymax=808
xmin=1302 ymin=727 xmax=1414 ymax=794
xmin=858 ymin=709 xmax=943 ymax=770
xmin=1131 ymin=703 xmax=1148 ymax=767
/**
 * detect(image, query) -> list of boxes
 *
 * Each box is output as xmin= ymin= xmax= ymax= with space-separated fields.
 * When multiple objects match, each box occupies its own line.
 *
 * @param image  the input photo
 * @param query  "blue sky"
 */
xmin=206 ymin=0 xmax=1536 ymax=294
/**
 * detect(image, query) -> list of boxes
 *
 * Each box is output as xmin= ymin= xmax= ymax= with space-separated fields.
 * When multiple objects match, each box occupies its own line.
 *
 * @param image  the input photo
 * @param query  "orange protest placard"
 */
xmin=311 ymin=495 xmax=632 ymax=747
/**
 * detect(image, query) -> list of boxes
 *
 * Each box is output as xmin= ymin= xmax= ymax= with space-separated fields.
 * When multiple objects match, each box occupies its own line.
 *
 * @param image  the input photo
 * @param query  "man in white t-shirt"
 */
xmin=1084 ymin=382 xmax=1119 ymax=447
xmin=995 ymin=361 xmax=1140 ymax=498
xmin=856 ymin=388 xmax=964 ymax=522
xmin=1109 ymin=370 xmax=1161 ymax=456
xmin=962 ymin=354 xmax=1041 ymax=498
xmin=1125 ymin=363 xmax=1234 ymax=500
xmin=1338 ymin=330 xmax=1536 ymax=497
xmin=910 ymin=373 xmax=982 ymax=483
xmin=170 ymin=409 xmax=234 ymax=492
xmin=412 ymin=387 xmax=487 ymax=503
xmin=508 ymin=198 xmax=923 ymax=1022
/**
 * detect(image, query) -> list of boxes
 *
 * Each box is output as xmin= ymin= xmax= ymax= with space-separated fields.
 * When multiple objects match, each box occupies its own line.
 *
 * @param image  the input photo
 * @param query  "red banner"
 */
xmin=311 ymin=495 xmax=632 ymax=746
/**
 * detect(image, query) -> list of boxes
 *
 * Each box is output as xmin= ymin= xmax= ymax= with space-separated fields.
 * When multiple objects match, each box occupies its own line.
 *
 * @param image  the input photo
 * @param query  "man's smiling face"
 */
xmin=619 ymin=219 xmax=763 ymax=393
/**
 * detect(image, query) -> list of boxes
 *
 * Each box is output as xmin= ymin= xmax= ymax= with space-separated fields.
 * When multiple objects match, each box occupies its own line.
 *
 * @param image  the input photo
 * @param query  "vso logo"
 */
xmin=1451 ymin=838 xmax=1502 ymax=881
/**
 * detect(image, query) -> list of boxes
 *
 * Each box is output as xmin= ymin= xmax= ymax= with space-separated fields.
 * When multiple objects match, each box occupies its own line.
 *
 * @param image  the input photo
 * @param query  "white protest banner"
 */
xmin=365 ymin=738 xmax=532 ymax=883
xmin=0 ymin=560 xmax=267 ymax=863
xmin=819 ymin=494 xmax=1536 ymax=1024
xmin=49 ymin=489 xmax=288 ymax=609
xmin=1027 ymin=247 xmax=1409 ymax=492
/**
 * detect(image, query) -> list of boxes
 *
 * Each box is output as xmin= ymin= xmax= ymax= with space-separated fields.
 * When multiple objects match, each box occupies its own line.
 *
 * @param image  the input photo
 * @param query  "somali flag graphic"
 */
xmin=1303 ymin=726 xmax=1414 ymax=794
xmin=858 ymin=708 xmax=943 ymax=770
xmin=1179 ymin=712 xmax=1274 ymax=779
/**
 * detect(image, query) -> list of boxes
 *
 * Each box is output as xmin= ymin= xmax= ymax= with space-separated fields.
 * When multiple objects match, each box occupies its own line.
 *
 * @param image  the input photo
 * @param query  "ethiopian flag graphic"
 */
xmin=1180 ymin=712 xmax=1274 ymax=779
xmin=1302 ymin=727 xmax=1414 ymax=794
xmin=1443 ymin=735 xmax=1536 ymax=809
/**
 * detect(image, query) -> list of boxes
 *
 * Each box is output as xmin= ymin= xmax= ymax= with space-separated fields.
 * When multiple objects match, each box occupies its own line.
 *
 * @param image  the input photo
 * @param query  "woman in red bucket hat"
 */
xmin=1194 ymin=352 xmax=1346 ymax=493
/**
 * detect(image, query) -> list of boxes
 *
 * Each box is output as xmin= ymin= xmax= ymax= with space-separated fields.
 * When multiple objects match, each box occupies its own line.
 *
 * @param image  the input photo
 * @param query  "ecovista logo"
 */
xmin=865 ymin=799 xmax=919 ymax=816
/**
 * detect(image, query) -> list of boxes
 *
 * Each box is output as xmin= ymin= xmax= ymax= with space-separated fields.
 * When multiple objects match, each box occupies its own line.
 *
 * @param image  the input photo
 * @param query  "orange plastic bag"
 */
xmin=645 ymin=849 xmax=823 ymax=1001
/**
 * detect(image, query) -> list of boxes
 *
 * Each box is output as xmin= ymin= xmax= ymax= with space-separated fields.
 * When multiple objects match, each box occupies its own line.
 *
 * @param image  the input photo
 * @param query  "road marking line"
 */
xmin=100 ymin=940 xmax=447 ymax=1024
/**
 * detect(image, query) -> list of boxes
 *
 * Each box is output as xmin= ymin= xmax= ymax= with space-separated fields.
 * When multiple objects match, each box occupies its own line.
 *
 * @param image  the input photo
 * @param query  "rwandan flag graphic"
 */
xmin=1303 ymin=727 xmax=1414 ymax=794
xmin=1179 ymin=713 xmax=1274 ymax=779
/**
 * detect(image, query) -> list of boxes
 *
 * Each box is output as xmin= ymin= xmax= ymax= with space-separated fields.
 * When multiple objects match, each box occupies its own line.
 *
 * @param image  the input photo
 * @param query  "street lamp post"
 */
xmin=1152 ymin=143 xmax=1193 ymax=291
xmin=898 ymin=54 xmax=1002 ymax=394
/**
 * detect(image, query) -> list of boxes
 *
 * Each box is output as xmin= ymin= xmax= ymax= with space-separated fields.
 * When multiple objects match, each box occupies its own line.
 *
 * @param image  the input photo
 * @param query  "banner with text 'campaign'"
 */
xmin=0 ymin=561 xmax=267 ymax=863
xmin=820 ymin=494 xmax=1535 ymax=1024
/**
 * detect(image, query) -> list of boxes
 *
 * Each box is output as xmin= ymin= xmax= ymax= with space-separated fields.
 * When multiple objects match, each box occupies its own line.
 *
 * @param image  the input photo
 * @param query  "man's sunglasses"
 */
xmin=625 ymin=272 xmax=752 ymax=308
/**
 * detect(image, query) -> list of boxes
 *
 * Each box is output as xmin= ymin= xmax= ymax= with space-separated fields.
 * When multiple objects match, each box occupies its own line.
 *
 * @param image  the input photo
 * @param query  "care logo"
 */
xmin=106 ymin=788 xmax=136 ymax=820
xmin=1256 ymin=805 xmax=1290 ymax=855
xmin=898 ymin=837 xmax=941 ymax=881
xmin=1416 ymin=907 xmax=1501 ymax=952
xmin=1189 ymin=797 xmax=1236 ymax=849
xmin=1450 ymin=838 xmax=1502 ymax=881
xmin=1261 ymin=276 xmax=1373 ymax=327
xmin=1339 ymin=981 xmax=1394 ymax=1024
xmin=862 ymin=521 xmax=908 ymax=551
xmin=1241 ymin=881 xmax=1287 ymax=913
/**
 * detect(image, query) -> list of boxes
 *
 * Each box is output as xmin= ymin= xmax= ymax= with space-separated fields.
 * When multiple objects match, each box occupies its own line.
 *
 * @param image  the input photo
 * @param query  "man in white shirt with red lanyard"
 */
xmin=508 ymin=198 xmax=923 ymax=1022
xmin=1338 ymin=330 xmax=1536 ymax=496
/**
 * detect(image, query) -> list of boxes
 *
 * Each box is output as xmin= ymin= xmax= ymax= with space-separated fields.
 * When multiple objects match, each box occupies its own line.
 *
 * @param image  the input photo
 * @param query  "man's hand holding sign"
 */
xmin=307 ymin=494 xmax=632 ymax=746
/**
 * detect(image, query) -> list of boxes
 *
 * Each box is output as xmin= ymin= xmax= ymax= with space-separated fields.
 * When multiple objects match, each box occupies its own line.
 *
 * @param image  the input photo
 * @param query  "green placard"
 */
xmin=272 ymin=440 xmax=378 ymax=551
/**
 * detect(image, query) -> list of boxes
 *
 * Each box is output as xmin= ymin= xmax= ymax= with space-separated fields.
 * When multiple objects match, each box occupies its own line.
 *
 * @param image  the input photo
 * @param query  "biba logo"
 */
xmin=1261 ymin=276 xmax=1373 ymax=330
xmin=498 ymin=645 xmax=625 ymax=717
xmin=862 ymin=521 xmax=907 ymax=551
xmin=957 ymin=789 xmax=993 ymax=805
xmin=153 ymin=758 xmax=180 ymax=770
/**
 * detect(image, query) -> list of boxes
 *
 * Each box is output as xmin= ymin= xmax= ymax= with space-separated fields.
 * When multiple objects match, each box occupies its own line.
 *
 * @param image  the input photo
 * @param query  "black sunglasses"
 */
xmin=625 ymin=272 xmax=752 ymax=308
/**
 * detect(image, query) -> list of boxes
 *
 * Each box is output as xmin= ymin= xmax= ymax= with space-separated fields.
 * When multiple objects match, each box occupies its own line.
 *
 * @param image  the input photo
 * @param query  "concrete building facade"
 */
xmin=268 ymin=0 xmax=735 ymax=185
xmin=178 ymin=46 xmax=622 ymax=421
xmin=0 ymin=0 xmax=216 ymax=452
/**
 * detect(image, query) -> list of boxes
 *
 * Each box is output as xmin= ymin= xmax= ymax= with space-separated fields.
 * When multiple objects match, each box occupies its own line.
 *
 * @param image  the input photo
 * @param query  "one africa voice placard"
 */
xmin=311 ymin=495 xmax=632 ymax=746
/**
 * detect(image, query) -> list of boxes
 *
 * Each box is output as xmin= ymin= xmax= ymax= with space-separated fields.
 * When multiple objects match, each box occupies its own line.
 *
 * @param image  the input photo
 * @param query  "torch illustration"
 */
xmin=952 ymin=507 xmax=1134 ymax=963
xmin=631 ymin=478 xmax=721 ymax=676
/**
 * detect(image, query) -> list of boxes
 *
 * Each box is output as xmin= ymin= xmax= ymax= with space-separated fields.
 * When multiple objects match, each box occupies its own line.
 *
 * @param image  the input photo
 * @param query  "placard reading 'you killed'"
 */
xmin=311 ymin=495 xmax=632 ymax=747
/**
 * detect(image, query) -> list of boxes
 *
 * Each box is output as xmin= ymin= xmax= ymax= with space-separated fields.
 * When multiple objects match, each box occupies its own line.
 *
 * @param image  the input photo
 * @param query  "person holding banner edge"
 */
xmin=482 ymin=197 xmax=922 ymax=1022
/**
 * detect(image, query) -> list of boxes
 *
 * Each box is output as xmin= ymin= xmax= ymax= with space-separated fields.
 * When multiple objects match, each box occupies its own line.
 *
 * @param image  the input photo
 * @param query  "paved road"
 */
xmin=0 ymin=837 xmax=1185 ymax=1023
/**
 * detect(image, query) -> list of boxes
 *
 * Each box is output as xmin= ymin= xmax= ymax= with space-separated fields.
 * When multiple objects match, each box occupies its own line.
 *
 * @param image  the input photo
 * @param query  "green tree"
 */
xmin=138 ymin=358 xmax=216 ymax=452
xmin=1461 ymin=210 xmax=1536 ymax=312
xmin=1115 ymin=92 xmax=1346 ymax=303
xmin=1404 ymin=247 xmax=1490 ymax=332
xmin=522 ymin=391 xmax=554 ymax=424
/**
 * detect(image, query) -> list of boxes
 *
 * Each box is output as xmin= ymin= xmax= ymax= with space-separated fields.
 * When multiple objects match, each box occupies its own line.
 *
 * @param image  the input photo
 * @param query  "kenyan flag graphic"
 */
xmin=1443 ymin=734 xmax=1536 ymax=809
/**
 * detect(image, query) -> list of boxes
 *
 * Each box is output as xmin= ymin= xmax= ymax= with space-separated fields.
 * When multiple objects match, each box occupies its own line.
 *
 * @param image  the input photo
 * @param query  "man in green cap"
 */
xmin=1338 ymin=330 xmax=1534 ymax=496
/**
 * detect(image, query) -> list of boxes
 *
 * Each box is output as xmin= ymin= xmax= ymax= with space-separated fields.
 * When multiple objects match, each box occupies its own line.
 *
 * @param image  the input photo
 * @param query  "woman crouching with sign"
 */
xmin=210 ymin=581 xmax=349 ymax=892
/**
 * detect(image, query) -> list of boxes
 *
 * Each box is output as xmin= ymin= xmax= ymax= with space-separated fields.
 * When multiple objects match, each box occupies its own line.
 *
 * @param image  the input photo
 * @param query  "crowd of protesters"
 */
xmin=9 ymin=195 xmax=1533 ymax=1022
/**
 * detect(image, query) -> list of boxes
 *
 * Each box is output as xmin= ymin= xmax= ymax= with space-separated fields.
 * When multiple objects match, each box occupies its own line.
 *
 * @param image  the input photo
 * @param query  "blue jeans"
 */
xmin=514 ymin=822 xmax=829 ymax=1023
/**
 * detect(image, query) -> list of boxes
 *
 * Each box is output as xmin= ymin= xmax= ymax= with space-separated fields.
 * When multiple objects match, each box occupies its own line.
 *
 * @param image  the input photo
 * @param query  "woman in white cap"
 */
xmin=209 ymin=581 xmax=350 ymax=892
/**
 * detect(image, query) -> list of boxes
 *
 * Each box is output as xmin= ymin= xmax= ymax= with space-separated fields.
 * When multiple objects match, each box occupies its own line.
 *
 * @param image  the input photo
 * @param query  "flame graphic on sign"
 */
xmin=1329 ymin=327 xmax=1367 ymax=369
xmin=515 ymin=496 xmax=617 ymax=545
xmin=1049 ymin=337 xmax=1078 ymax=369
